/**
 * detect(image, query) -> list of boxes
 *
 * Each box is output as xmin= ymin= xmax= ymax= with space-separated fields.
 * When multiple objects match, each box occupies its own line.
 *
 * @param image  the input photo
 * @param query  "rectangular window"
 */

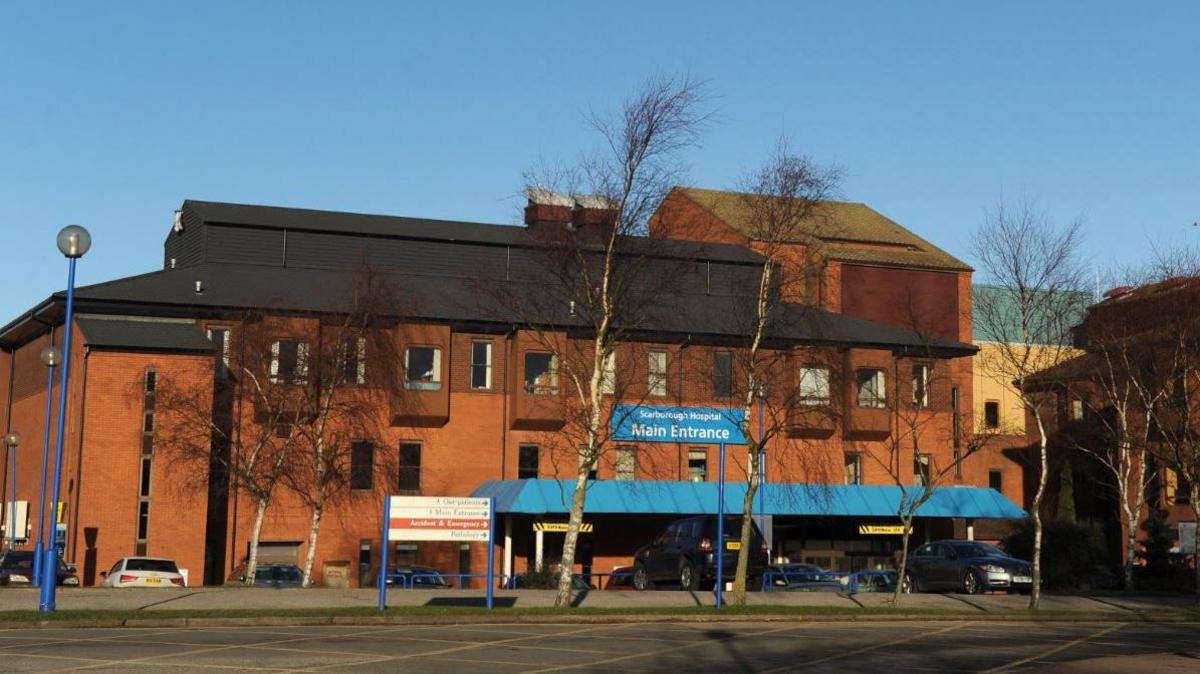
xmin=1166 ymin=469 xmax=1191 ymax=506
xmin=951 ymin=387 xmax=961 ymax=448
xmin=687 ymin=449 xmax=707 ymax=482
xmin=856 ymin=369 xmax=886 ymax=408
xmin=139 ymin=457 xmax=152 ymax=497
xmin=984 ymin=401 xmax=1000 ymax=429
xmin=350 ymin=440 xmax=374 ymax=490
xmin=844 ymin=453 xmax=862 ymax=485
xmin=648 ymin=350 xmax=668 ymax=397
xmin=524 ymin=352 xmax=558 ymax=395
xmin=405 ymin=347 xmax=442 ymax=390
xmin=1070 ymin=399 xmax=1084 ymax=421
xmin=207 ymin=327 xmax=230 ymax=379
xmin=142 ymin=412 xmax=155 ymax=433
xmin=799 ymin=366 xmax=831 ymax=406
xmin=399 ymin=441 xmax=421 ymax=492
xmin=912 ymin=363 xmax=930 ymax=408
xmin=601 ymin=351 xmax=616 ymax=395
xmin=518 ymin=444 xmax=539 ymax=479
xmin=144 ymin=370 xmax=157 ymax=394
xmin=988 ymin=469 xmax=1003 ymax=493
xmin=339 ymin=336 xmax=367 ymax=385
xmin=713 ymin=352 xmax=732 ymax=398
xmin=914 ymin=453 xmax=931 ymax=487
xmin=616 ymin=446 xmax=637 ymax=480
xmin=270 ymin=340 xmax=309 ymax=384
xmin=137 ymin=501 xmax=149 ymax=541
xmin=471 ymin=341 xmax=493 ymax=390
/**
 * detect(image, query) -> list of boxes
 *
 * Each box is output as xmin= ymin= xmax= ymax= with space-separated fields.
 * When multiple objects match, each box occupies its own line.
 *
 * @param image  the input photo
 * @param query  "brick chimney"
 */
xmin=571 ymin=194 xmax=617 ymax=230
xmin=524 ymin=187 xmax=573 ymax=229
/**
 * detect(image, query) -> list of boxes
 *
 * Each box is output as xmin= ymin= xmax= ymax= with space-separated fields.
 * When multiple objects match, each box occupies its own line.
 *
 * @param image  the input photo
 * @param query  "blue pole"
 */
xmin=378 ymin=495 xmax=390 ymax=612
xmin=758 ymin=396 xmax=766 ymax=561
xmin=486 ymin=497 xmax=495 ymax=610
xmin=7 ymin=442 xmax=13 ymax=552
xmin=33 ymin=364 xmax=55 ymax=587
xmin=40 ymin=257 xmax=76 ymax=613
xmin=716 ymin=441 xmax=726 ymax=610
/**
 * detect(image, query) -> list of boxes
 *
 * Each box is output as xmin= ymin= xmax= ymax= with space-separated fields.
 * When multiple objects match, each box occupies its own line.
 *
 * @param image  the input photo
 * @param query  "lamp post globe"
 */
xmin=40 ymin=346 xmax=61 ymax=368
xmin=55 ymin=225 xmax=91 ymax=259
xmin=3 ymin=431 xmax=17 ymax=448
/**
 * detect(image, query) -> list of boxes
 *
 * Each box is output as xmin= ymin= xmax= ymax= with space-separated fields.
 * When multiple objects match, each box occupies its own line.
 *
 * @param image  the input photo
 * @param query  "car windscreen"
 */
xmin=1 ymin=553 xmax=34 ymax=570
xmin=951 ymin=542 xmax=1006 ymax=558
xmin=125 ymin=559 xmax=180 ymax=573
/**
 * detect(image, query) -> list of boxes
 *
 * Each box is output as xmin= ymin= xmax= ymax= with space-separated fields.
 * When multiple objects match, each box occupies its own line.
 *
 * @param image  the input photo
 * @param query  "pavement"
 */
xmin=1 ymin=587 xmax=1195 ymax=615
xmin=0 ymin=619 xmax=1197 ymax=672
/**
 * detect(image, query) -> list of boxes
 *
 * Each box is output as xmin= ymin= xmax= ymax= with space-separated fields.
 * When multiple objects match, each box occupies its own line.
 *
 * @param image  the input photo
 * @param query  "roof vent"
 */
xmin=194 ymin=280 xmax=204 ymax=295
xmin=169 ymin=257 xmax=176 ymax=269
xmin=173 ymin=210 xmax=184 ymax=234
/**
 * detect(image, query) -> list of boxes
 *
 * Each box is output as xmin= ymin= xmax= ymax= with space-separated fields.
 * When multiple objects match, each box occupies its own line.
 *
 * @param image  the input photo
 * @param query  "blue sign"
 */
xmin=611 ymin=404 xmax=747 ymax=444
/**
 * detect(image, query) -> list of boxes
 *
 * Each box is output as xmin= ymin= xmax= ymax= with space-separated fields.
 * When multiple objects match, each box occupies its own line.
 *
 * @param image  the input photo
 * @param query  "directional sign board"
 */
xmin=387 ymin=496 xmax=491 ymax=542
xmin=611 ymin=403 xmax=747 ymax=444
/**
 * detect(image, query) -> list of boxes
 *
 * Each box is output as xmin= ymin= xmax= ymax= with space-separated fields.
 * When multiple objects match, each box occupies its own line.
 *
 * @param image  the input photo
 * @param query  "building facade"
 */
xmin=0 ymin=193 xmax=1024 ymax=586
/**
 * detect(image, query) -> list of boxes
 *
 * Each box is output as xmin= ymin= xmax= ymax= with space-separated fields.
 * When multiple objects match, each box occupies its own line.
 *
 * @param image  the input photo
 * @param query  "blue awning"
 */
xmin=470 ymin=479 xmax=1026 ymax=520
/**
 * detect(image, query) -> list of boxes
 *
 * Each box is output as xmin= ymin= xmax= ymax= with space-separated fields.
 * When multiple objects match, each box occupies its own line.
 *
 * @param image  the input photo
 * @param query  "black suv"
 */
xmin=903 ymin=540 xmax=1032 ymax=594
xmin=632 ymin=516 xmax=767 ymax=591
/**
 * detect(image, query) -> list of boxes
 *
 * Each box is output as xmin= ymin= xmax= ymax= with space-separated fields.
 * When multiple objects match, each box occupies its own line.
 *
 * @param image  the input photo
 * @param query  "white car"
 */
xmin=100 ymin=557 xmax=186 ymax=588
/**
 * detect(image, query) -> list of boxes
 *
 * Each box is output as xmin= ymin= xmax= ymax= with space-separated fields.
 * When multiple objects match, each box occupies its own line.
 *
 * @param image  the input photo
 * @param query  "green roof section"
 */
xmin=972 ymin=284 xmax=1091 ymax=345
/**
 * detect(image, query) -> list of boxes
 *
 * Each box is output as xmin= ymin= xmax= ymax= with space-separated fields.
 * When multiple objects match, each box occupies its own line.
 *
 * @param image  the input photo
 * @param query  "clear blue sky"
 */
xmin=2 ymin=2 xmax=1197 ymax=320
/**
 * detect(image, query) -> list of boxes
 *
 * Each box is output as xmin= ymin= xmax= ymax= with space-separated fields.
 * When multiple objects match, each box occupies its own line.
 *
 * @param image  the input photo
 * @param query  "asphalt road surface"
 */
xmin=0 ymin=620 xmax=1197 ymax=673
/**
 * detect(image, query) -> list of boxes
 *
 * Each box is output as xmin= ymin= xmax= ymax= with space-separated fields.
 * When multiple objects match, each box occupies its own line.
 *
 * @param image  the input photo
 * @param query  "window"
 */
xmin=270 ymin=340 xmax=309 ymax=384
xmin=799 ymin=366 xmax=831 ymax=406
xmin=1070 ymin=399 xmax=1084 ymax=421
xmin=399 ymin=441 xmax=421 ymax=491
xmin=518 ymin=444 xmax=539 ymax=479
xmin=350 ymin=441 xmax=374 ymax=490
xmin=713 ymin=352 xmax=732 ymax=398
xmin=648 ymin=350 xmax=668 ymax=397
xmin=142 ymin=412 xmax=155 ymax=433
xmin=844 ymin=453 xmax=862 ymax=485
xmin=616 ymin=446 xmax=637 ymax=480
xmin=207 ymin=327 xmax=230 ymax=379
xmin=404 ymin=347 xmax=441 ymax=390
xmin=687 ymin=449 xmax=707 ymax=482
xmin=601 ymin=351 xmax=616 ymax=395
xmin=1166 ymin=469 xmax=1191 ymax=506
xmin=912 ymin=364 xmax=930 ymax=408
xmin=988 ymin=469 xmax=1003 ymax=493
xmin=339 ymin=336 xmax=366 ymax=385
xmin=139 ymin=457 xmax=152 ymax=497
xmin=144 ymin=370 xmax=157 ymax=394
xmin=471 ymin=341 xmax=493 ymax=390
xmin=856 ymin=369 xmax=886 ymax=408
xmin=137 ymin=501 xmax=149 ymax=540
xmin=984 ymin=401 xmax=1000 ymax=429
xmin=951 ymin=387 xmax=961 ymax=449
xmin=914 ymin=453 xmax=931 ymax=486
xmin=524 ymin=352 xmax=559 ymax=395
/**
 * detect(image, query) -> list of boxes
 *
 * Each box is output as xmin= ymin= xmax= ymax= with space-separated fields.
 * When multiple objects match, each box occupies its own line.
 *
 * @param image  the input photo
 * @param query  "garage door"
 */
xmin=254 ymin=542 xmax=300 ymax=565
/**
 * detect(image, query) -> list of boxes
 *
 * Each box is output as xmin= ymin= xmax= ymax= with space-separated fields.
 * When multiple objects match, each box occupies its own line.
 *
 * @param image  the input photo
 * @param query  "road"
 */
xmin=0 ymin=620 xmax=1197 ymax=673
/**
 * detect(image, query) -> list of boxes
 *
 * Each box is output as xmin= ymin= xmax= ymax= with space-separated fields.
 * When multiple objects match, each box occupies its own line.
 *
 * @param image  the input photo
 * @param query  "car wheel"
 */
xmin=679 ymin=560 xmax=699 ymax=591
xmin=632 ymin=564 xmax=653 ymax=591
xmin=901 ymin=572 xmax=917 ymax=594
xmin=963 ymin=570 xmax=981 ymax=595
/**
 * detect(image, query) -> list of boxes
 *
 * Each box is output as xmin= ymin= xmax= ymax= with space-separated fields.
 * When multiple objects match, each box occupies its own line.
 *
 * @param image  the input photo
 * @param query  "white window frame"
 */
xmin=601 ymin=350 xmax=616 ymax=395
xmin=687 ymin=449 xmax=707 ymax=482
xmin=912 ymin=363 xmax=930 ymax=408
xmin=404 ymin=346 xmax=442 ymax=391
xmin=269 ymin=339 xmax=309 ymax=385
xmin=856 ymin=368 xmax=886 ymax=409
xmin=471 ymin=340 xmax=493 ymax=390
xmin=648 ymin=350 xmax=668 ymax=397
xmin=799 ymin=366 xmax=831 ymax=406
xmin=616 ymin=446 xmax=637 ymax=481
xmin=844 ymin=453 xmax=862 ymax=485
xmin=524 ymin=352 xmax=559 ymax=395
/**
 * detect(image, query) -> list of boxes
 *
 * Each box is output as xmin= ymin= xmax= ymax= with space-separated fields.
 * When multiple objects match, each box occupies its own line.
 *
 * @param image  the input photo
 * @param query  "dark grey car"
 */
xmin=902 ymin=540 xmax=1032 ymax=594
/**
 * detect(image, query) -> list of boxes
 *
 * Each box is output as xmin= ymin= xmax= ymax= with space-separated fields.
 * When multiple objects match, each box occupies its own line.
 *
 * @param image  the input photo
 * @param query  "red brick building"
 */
xmin=0 ymin=194 xmax=1023 ymax=587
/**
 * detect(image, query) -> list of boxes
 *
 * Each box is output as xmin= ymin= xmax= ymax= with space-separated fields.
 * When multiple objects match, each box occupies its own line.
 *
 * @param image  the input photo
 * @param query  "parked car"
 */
xmin=903 ymin=540 xmax=1032 ymax=594
xmin=763 ymin=564 xmax=844 ymax=592
xmin=849 ymin=569 xmax=898 ymax=594
xmin=100 ymin=557 xmax=186 ymax=588
xmin=0 ymin=551 xmax=79 ymax=587
xmin=604 ymin=565 xmax=636 ymax=591
xmin=226 ymin=562 xmax=303 ymax=588
xmin=632 ymin=515 xmax=767 ymax=591
xmin=376 ymin=565 xmax=452 ymax=588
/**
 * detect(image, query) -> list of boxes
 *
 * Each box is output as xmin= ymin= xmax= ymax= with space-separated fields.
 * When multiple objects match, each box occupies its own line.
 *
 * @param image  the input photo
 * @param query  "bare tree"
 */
xmin=487 ymin=75 xmax=708 ymax=607
xmin=705 ymin=139 xmax=841 ymax=604
xmin=282 ymin=267 xmax=406 ymax=586
xmin=971 ymin=200 xmax=1087 ymax=609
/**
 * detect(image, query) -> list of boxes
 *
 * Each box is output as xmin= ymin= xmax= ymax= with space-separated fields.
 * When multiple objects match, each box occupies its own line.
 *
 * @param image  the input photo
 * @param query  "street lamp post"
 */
xmin=3 ymin=432 xmax=18 ymax=552
xmin=32 ymin=346 xmax=60 ymax=587
xmin=39 ymin=225 xmax=90 ymax=613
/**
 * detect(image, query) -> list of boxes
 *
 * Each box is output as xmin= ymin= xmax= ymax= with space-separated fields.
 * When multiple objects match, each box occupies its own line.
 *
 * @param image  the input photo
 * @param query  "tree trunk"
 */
xmin=301 ymin=500 xmax=324 ymax=588
xmin=1029 ymin=417 xmax=1050 ymax=609
xmin=244 ymin=497 xmax=269 ymax=585
xmin=1123 ymin=500 xmax=1137 ymax=593
xmin=554 ymin=461 xmax=593 ymax=607
xmin=892 ymin=514 xmax=914 ymax=606
xmin=730 ymin=443 xmax=761 ymax=604
xmin=1192 ymin=483 xmax=1200 ymax=607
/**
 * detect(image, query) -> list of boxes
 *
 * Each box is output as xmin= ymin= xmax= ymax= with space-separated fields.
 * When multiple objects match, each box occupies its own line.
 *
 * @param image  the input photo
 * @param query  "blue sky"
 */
xmin=2 ymin=2 xmax=1197 ymax=319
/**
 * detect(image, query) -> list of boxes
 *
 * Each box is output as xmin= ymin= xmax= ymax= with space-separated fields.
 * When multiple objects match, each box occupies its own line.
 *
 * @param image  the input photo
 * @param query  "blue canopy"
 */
xmin=471 ymin=479 xmax=1025 ymax=519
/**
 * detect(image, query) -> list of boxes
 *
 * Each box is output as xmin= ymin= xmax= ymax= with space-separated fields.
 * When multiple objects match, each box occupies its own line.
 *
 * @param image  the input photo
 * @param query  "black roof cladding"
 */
xmin=75 ymin=316 xmax=215 ymax=353
xmin=3 ymin=199 xmax=975 ymax=356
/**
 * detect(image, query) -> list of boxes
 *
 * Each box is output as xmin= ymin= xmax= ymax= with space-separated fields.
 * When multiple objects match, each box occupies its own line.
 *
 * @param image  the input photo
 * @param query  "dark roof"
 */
xmin=75 ymin=316 xmax=215 ymax=353
xmin=55 ymin=263 xmax=972 ymax=355
xmin=183 ymin=199 xmax=764 ymax=264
